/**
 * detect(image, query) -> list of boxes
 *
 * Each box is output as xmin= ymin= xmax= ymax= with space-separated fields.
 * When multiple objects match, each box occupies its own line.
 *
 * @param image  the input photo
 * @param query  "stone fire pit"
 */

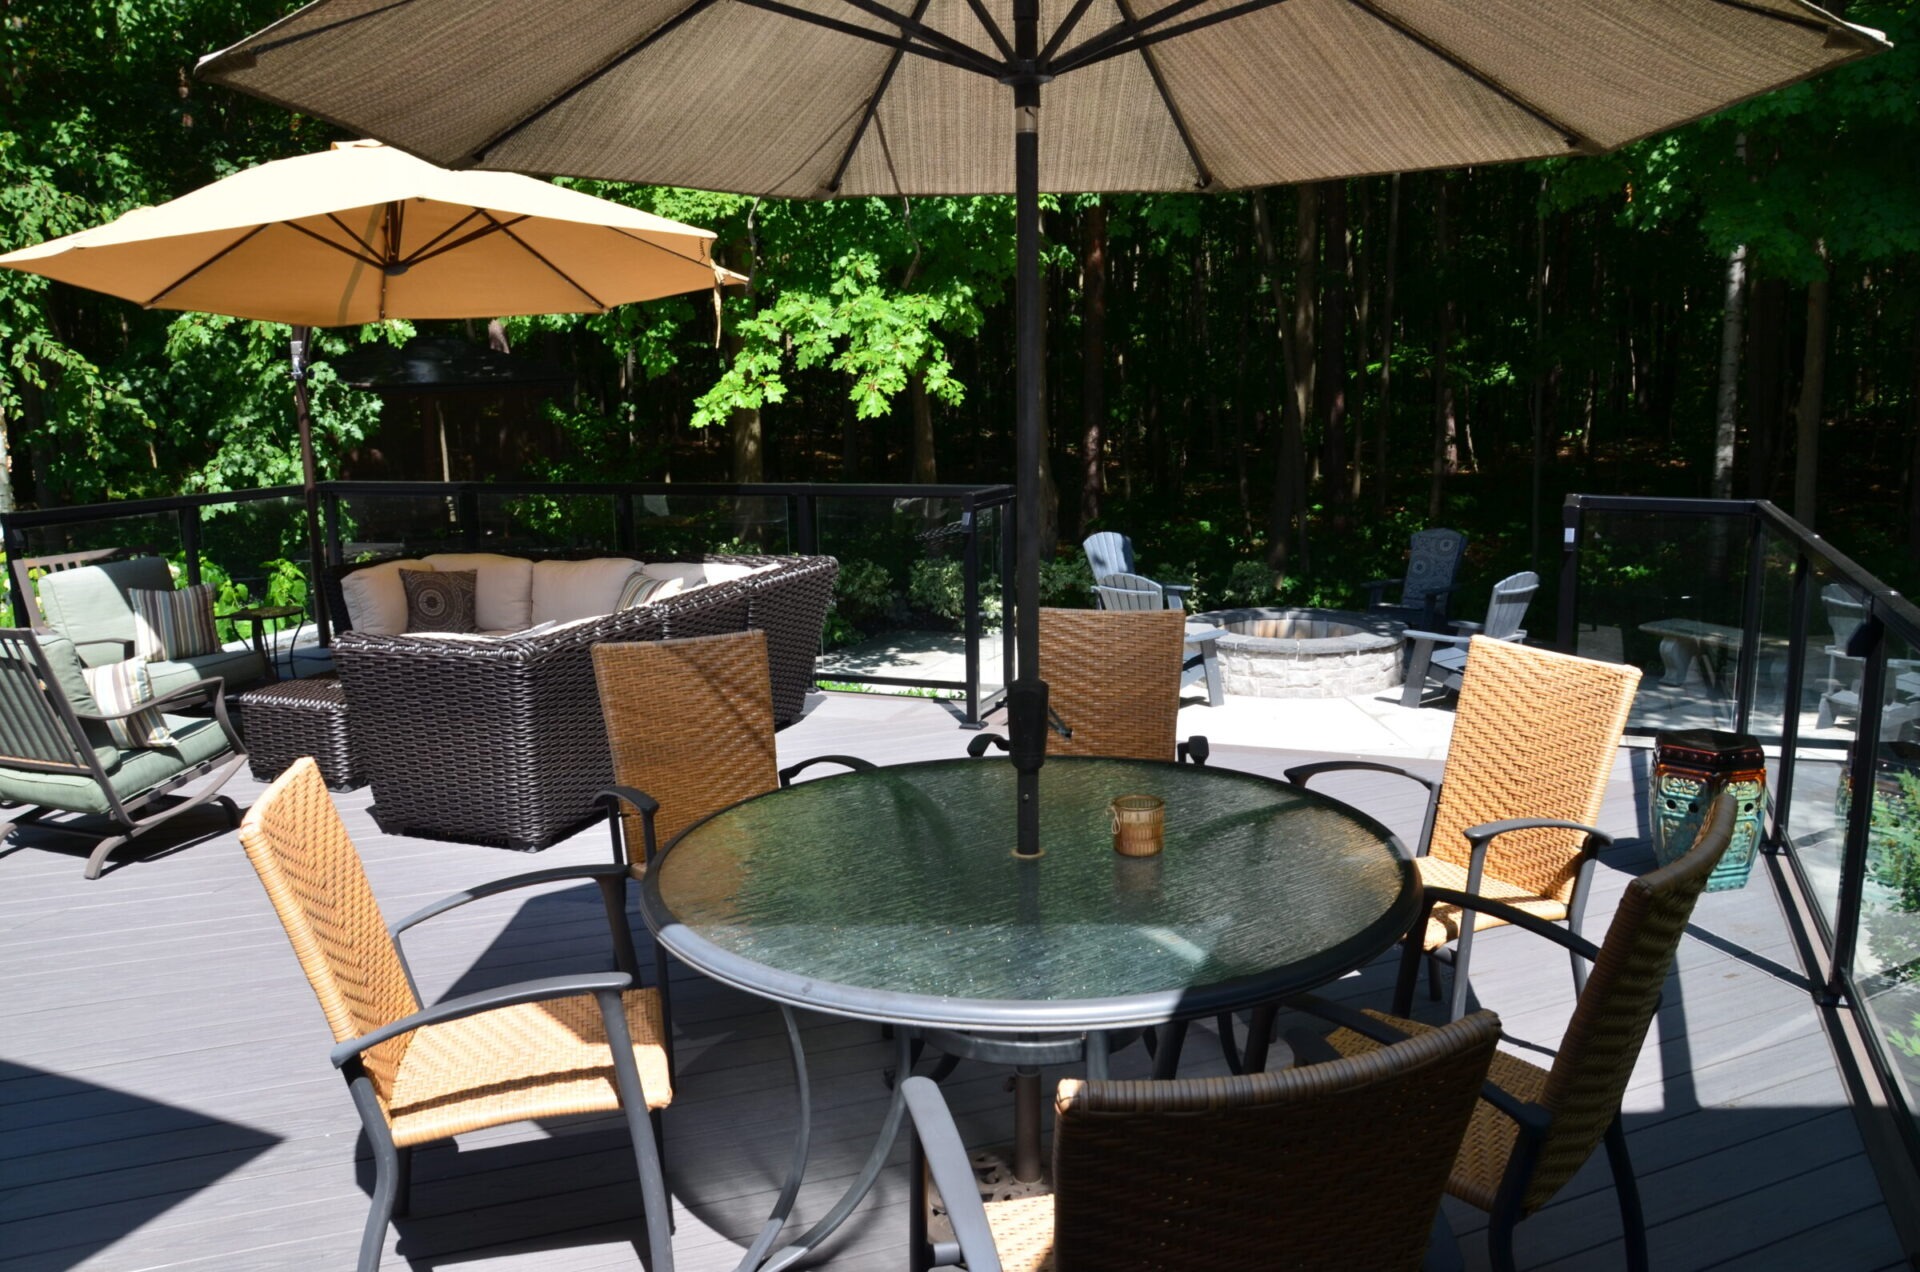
xmin=1196 ymin=607 xmax=1405 ymax=699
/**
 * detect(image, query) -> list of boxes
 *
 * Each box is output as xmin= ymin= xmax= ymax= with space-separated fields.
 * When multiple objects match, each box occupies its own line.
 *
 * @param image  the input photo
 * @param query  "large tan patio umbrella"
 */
xmin=198 ymin=0 xmax=1885 ymax=854
xmin=0 ymin=139 xmax=745 ymax=639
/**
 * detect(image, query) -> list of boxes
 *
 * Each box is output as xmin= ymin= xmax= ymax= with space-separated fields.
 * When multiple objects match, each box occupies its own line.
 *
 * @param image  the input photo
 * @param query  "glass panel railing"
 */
xmin=632 ymin=491 xmax=791 ymax=556
xmin=474 ymin=490 xmax=618 ymax=551
xmin=329 ymin=491 xmax=468 ymax=558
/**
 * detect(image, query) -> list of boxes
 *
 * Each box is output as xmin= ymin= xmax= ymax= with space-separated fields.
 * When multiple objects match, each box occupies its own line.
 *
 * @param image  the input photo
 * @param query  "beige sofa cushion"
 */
xmin=700 ymin=561 xmax=778 ymax=586
xmin=422 ymin=553 xmax=536 ymax=630
xmin=342 ymin=559 xmax=432 ymax=635
xmin=531 ymin=558 xmax=642 ymax=624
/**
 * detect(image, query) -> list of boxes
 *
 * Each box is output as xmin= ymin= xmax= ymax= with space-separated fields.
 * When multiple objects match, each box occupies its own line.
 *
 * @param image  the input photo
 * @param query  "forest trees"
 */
xmin=4 ymin=0 xmax=1919 ymax=596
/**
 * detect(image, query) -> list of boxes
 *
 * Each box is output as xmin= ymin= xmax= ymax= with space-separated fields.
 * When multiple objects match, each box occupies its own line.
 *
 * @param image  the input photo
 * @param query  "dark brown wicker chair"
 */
xmin=1306 ymin=793 xmax=1738 ymax=1272
xmin=903 ymin=1009 xmax=1502 ymax=1272
xmin=1290 ymin=637 xmax=1642 ymax=1020
xmin=238 ymin=758 xmax=676 ymax=1272
xmin=592 ymin=628 xmax=872 ymax=868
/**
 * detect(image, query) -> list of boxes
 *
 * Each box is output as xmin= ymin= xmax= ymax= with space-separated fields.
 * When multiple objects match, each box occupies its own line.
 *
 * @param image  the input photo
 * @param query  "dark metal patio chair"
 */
xmin=903 ymin=1008 xmax=1502 ymax=1272
xmin=1302 ymin=793 xmax=1737 ymax=1272
xmin=0 ymin=627 xmax=246 ymax=878
xmin=1400 ymin=570 xmax=1539 ymax=708
xmin=238 ymin=758 xmax=676 ymax=1272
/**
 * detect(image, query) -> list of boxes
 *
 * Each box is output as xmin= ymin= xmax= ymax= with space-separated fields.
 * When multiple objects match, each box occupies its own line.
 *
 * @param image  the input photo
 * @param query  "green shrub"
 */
xmin=833 ymin=559 xmax=895 ymax=627
xmin=910 ymin=559 xmax=1002 ymax=631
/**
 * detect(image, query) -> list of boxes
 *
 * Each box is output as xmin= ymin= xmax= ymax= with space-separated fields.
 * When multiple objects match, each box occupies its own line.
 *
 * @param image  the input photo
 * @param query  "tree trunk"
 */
xmin=1079 ymin=202 xmax=1107 ymax=530
xmin=910 ymin=373 xmax=938 ymax=483
xmin=1711 ymin=242 xmax=1749 ymax=499
xmin=1253 ymin=190 xmax=1312 ymax=577
xmin=1429 ymin=174 xmax=1455 ymax=521
xmin=1374 ymin=174 xmax=1400 ymax=516
xmin=1793 ymin=255 xmax=1831 ymax=529
xmin=1530 ymin=191 xmax=1548 ymax=569
xmin=1320 ymin=179 xmax=1351 ymax=507
xmin=1745 ymin=278 xmax=1787 ymax=499
xmin=1908 ymin=315 xmax=1920 ymax=557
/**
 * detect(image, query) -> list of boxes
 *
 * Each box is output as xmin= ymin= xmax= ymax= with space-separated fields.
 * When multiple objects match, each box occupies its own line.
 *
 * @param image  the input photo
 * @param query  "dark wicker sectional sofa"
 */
xmin=328 ymin=553 xmax=837 ymax=850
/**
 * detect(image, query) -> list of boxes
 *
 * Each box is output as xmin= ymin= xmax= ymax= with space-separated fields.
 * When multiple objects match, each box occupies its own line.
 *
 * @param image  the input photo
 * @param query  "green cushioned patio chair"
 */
xmin=0 ymin=628 xmax=248 ymax=879
xmin=17 ymin=550 xmax=266 ymax=693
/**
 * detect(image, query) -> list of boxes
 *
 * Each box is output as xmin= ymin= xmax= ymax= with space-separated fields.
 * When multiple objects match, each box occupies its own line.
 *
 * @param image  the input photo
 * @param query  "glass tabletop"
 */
xmin=639 ymin=757 xmax=1418 ymax=1031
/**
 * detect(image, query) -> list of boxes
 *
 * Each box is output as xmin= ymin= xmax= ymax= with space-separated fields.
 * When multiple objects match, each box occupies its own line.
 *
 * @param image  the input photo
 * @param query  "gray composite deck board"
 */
xmin=0 ymin=689 xmax=1905 ymax=1270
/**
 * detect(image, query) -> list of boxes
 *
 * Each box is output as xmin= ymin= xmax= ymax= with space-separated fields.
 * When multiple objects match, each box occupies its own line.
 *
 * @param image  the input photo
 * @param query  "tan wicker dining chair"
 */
xmin=592 ymin=629 xmax=873 ymax=870
xmin=1036 ymin=607 xmax=1208 ymax=763
xmin=1305 ymin=793 xmax=1737 ymax=1272
xmin=239 ymin=759 xmax=676 ymax=1272
xmin=903 ymin=1009 xmax=1502 ymax=1272
xmin=1290 ymin=636 xmax=1641 ymax=1021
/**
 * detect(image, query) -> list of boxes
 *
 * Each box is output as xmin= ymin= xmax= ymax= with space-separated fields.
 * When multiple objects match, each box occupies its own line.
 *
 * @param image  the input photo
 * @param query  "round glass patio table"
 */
xmin=639 ymin=755 xmax=1420 ymax=1033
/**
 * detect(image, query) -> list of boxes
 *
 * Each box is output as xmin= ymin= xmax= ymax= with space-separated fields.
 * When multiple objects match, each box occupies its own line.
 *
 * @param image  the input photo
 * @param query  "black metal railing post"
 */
xmin=614 ymin=492 xmax=636 ymax=554
xmin=795 ymin=492 xmax=818 ymax=556
xmin=458 ymin=485 xmax=480 ymax=551
xmin=1827 ymin=612 xmax=1887 ymax=1004
xmin=1555 ymin=495 xmax=1584 ymax=652
xmin=1734 ymin=511 xmax=1768 ymax=737
xmin=180 ymin=505 xmax=203 ymax=587
xmin=1768 ymin=550 xmax=1813 ymax=851
xmin=962 ymin=501 xmax=983 ymax=726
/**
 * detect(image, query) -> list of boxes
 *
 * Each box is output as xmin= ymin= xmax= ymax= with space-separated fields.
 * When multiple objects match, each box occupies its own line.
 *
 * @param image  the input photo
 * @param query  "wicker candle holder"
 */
xmin=1110 ymin=794 xmax=1166 ymax=857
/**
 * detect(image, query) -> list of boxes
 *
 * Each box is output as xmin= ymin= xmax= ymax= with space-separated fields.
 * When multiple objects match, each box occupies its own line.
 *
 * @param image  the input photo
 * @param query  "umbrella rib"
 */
xmin=1336 ymin=0 xmax=1602 ymax=152
xmin=288 ymin=218 xmax=388 ymax=269
xmin=1113 ymin=0 xmax=1214 ymax=190
xmin=826 ymin=0 xmax=936 ymax=194
xmin=320 ymin=212 xmax=388 ymax=264
xmin=1050 ymin=0 xmax=1225 ymax=73
xmin=1709 ymin=0 xmax=1861 ymax=36
xmin=1039 ymin=0 xmax=1104 ymax=63
xmin=959 ymin=0 xmax=1016 ymax=63
xmin=197 ymin=0 xmax=417 ymax=70
xmin=1057 ymin=0 xmax=1294 ymax=70
xmin=824 ymin=0 xmax=1006 ymax=75
xmin=397 ymin=209 xmax=488 ymax=263
xmin=483 ymin=212 xmax=607 ymax=311
xmin=141 ymin=224 xmax=273 ymax=308
xmin=403 ymin=215 xmax=534 ymax=269
xmin=737 ymin=0 xmax=1003 ymax=78
xmin=470 ymin=0 xmax=728 ymax=165
xmin=603 ymin=224 xmax=740 ymax=275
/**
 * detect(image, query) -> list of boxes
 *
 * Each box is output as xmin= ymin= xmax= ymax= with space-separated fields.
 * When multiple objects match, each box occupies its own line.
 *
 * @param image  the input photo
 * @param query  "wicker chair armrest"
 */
xmin=1460 ymin=816 xmax=1611 ymax=898
xmin=598 ymin=784 xmax=663 ymax=865
xmin=778 ymin=754 xmax=877 ymax=786
xmin=390 ymin=863 xmax=633 ymax=936
xmin=901 ymin=1077 xmax=1005 ymax=1272
xmin=1285 ymin=759 xmax=1439 ymax=797
xmin=1421 ymin=885 xmax=1604 ymax=965
xmin=73 ymin=676 xmax=225 ymax=722
xmin=329 ymin=970 xmax=635 ymax=1067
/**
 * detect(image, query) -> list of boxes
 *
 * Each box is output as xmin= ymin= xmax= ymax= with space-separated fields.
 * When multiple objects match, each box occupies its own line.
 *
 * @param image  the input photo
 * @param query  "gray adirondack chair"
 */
xmin=1093 ymin=573 xmax=1224 ymax=706
xmin=1083 ymin=532 xmax=1190 ymax=610
xmin=1400 ymin=570 xmax=1538 ymax=708
xmin=1364 ymin=527 xmax=1467 ymax=629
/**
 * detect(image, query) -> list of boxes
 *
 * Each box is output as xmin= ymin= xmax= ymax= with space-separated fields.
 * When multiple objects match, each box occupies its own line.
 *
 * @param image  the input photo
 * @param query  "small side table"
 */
xmin=221 ymin=604 xmax=306 ymax=682
xmin=232 ymin=673 xmax=360 ymax=790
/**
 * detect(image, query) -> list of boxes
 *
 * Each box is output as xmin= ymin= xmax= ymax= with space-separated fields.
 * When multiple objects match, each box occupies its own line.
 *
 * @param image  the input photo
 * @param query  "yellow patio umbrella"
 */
xmin=0 ymin=139 xmax=746 ymax=638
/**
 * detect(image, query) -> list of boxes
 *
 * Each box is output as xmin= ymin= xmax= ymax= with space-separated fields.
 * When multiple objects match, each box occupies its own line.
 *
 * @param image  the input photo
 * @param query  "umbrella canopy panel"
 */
xmin=200 ymin=0 xmax=1883 ymax=198
xmin=0 ymin=141 xmax=741 ymax=326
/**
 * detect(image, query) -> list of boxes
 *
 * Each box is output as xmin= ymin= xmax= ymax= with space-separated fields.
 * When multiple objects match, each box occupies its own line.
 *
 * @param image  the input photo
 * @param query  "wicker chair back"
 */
xmin=1038 ymin=607 xmax=1186 ymax=761
xmin=1429 ymin=638 xmax=1641 ymax=903
xmin=239 ymin=758 xmax=419 ymax=1106
xmin=1522 ymin=794 xmax=1736 ymax=1209
xmin=593 ymin=629 xmax=779 ymax=852
xmin=1048 ymin=1010 xmax=1502 ymax=1271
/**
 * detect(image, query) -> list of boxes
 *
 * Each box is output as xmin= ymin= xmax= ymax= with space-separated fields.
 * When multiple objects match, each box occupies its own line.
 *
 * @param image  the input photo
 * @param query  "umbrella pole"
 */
xmin=1008 ymin=2 xmax=1047 ymax=860
xmin=290 ymin=327 xmax=332 ymax=647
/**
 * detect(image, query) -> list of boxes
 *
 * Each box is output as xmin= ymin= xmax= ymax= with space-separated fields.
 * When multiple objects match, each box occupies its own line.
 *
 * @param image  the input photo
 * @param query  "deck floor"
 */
xmin=1 ymin=689 xmax=1908 ymax=1271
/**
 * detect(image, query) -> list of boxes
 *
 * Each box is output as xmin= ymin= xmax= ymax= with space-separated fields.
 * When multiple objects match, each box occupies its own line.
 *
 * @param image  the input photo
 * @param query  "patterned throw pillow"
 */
xmin=81 ymin=658 xmax=174 ymax=749
xmin=131 ymin=584 xmax=219 ymax=662
xmin=616 ymin=571 xmax=687 ymax=610
xmin=401 ymin=569 xmax=477 ymax=633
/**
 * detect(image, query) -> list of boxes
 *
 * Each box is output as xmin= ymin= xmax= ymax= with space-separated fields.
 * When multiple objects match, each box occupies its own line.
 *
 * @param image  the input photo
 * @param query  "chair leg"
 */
xmin=390 ymin=1145 xmax=414 ymax=1218
xmin=217 ymin=794 xmax=242 ymax=828
xmin=1243 ymin=1004 xmax=1277 ymax=1073
xmin=1427 ymin=951 xmax=1445 ymax=1003
xmin=83 ymin=832 xmax=130 ymax=881
xmin=1486 ymin=1209 xmax=1521 ymax=1272
xmin=1604 ymin=1115 xmax=1651 ymax=1272
xmin=597 ymin=990 xmax=674 ymax=1272
xmin=359 ymin=1132 xmax=402 ymax=1272
xmin=1448 ymin=926 xmax=1477 ymax=1022
xmin=1202 ymin=642 xmax=1223 ymax=707
xmin=1215 ymin=1013 xmax=1245 ymax=1075
xmin=1151 ymin=1020 xmax=1188 ymax=1078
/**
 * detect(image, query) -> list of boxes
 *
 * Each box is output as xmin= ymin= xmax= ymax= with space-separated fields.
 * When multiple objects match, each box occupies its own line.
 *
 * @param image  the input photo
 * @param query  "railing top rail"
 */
xmin=323 ymin=479 xmax=1016 ymax=500
xmin=0 ymin=485 xmax=307 ymax=531
xmin=1564 ymin=494 xmax=1920 ymax=645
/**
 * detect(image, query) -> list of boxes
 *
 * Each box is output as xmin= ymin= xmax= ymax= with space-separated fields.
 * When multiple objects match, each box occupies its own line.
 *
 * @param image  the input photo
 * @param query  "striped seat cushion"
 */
xmin=131 ymin=584 xmax=219 ymax=662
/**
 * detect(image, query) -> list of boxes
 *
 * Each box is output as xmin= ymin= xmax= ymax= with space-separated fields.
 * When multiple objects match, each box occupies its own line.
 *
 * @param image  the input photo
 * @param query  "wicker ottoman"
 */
xmin=234 ymin=674 xmax=361 ymax=790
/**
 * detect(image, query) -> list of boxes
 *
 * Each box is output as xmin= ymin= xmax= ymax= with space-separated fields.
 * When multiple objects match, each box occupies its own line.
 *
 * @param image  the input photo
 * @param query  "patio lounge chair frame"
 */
xmin=0 ymin=627 xmax=247 ymax=879
xmin=1091 ymin=573 xmax=1226 ymax=707
xmin=1083 ymin=531 xmax=1190 ymax=609
xmin=1400 ymin=570 xmax=1539 ymax=708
